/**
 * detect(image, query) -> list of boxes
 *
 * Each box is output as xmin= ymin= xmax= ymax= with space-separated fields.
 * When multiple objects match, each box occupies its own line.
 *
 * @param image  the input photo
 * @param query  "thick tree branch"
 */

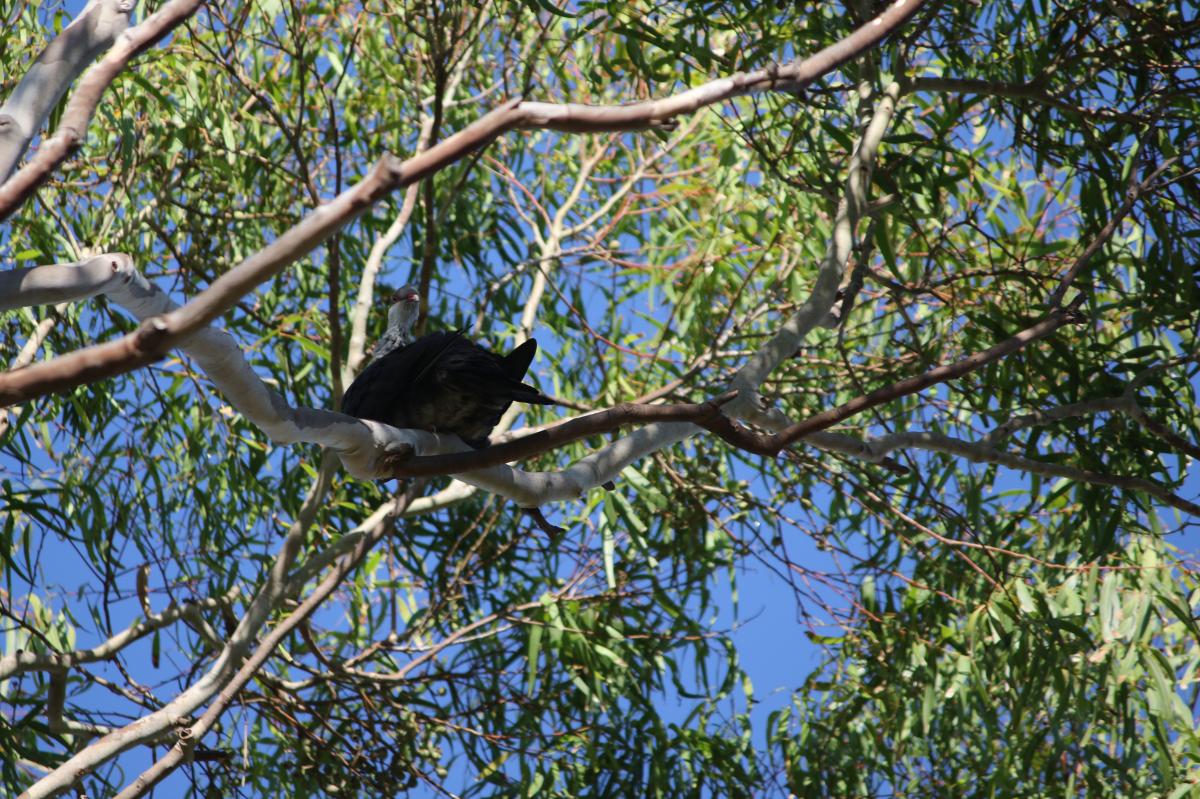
xmin=0 ymin=0 xmax=205 ymax=220
xmin=0 ymin=0 xmax=133 ymax=182
xmin=0 ymin=255 xmax=125 ymax=436
xmin=0 ymin=0 xmax=927 ymax=408
xmin=730 ymin=80 xmax=901 ymax=419
xmin=0 ymin=253 xmax=135 ymax=310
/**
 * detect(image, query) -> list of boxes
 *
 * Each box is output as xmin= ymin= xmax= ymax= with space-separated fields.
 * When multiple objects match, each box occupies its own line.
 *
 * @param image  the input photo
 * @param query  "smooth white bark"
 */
xmin=0 ymin=0 xmax=133 ymax=180
xmin=0 ymin=253 xmax=134 ymax=310
xmin=1 ymin=82 xmax=903 ymax=508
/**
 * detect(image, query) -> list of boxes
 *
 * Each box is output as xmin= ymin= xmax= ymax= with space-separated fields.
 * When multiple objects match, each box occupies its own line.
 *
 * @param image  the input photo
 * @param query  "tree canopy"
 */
xmin=1 ymin=0 xmax=1198 ymax=797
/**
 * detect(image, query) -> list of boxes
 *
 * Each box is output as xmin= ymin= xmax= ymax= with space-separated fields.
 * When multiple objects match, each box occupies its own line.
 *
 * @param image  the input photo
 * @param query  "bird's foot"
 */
xmin=522 ymin=506 xmax=565 ymax=537
xmin=379 ymin=442 xmax=415 ymax=476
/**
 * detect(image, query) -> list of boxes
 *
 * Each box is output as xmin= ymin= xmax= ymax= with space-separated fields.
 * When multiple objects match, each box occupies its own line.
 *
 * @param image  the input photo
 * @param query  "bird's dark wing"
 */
xmin=342 ymin=333 xmax=458 ymax=427
xmin=498 ymin=338 xmax=556 ymax=405
xmin=342 ymin=331 xmax=555 ymax=448
xmin=340 ymin=357 xmax=395 ymax=423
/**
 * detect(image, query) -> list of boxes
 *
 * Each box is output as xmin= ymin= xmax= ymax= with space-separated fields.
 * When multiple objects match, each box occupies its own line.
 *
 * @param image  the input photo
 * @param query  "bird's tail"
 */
xmin=512 ymin=384 xmax=557 ymax=405
xmin=500 ymin=339 xmax=555 ymax=405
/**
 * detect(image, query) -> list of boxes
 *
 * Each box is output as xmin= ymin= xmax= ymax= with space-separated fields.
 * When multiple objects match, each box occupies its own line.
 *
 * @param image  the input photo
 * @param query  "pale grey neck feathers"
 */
xmin=371 ymin=290 xmax=420 ymax=361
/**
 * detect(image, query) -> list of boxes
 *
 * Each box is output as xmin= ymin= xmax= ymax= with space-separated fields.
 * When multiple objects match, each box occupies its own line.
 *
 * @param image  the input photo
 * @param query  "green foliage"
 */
xmin=778 ymin=538 xmax=1200 ymax=798
xmin=2 ymin=0 xmax=1199 ymax=797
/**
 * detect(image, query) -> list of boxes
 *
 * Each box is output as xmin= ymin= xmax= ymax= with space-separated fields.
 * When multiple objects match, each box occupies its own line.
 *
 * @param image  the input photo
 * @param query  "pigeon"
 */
xmin=342 ymin=286 xmax=555 ymax=448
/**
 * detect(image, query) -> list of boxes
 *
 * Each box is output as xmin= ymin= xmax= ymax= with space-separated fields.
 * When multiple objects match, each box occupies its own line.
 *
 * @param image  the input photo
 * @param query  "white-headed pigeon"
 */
xmin=342 ymin=286 xmax=555 ymax=448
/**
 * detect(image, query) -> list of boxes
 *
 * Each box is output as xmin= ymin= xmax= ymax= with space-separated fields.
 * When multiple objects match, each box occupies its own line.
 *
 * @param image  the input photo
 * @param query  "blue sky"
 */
xmin=3 ymin=1 xmax=1200 ymax=796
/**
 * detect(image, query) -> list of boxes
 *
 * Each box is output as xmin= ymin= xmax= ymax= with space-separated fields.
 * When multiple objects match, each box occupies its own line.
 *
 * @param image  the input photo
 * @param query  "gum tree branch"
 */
xmin=730 ymin=81 xmax=901 ymax=404
xmin=984 ymin=396 xmax=1131 ymax=445
xmin=857 ymin=430 xmax=1200 ymax=517
xmin=0 ymin=0 xmax=205 ymax=219
xmin=0 ymin=253 xmax=135 ymax=310
xmin=0 ymin=253 xmax=135 ymax=437
xmin=19 ymin=457 xmax=342 ymax=799
xmin=0 ymin=590 xmax=239 ymax=681
xmin=109 ymin=488 xmax=417 ymax=799
xmin=982 ymin=354 xmax=1200 ymax=462
xmin=0 ymin=0 xmax=927 ymax=408
xmin=0 ymin=0 xmax=133 ymax=181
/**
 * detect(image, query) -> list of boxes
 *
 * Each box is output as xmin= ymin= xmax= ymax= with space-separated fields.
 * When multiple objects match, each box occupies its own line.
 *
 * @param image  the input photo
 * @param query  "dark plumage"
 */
xmin=342 ymin=330 xmax=555 ymax=448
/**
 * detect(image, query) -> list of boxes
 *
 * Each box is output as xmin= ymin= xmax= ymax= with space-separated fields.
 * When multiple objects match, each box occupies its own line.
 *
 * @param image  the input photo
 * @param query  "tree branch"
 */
xmin=1046 ymin=157 xmax=1179 ymax=307
xmin=0 ymin=0 xmax=133 ymax=182
xmin=909 ymin=76 xmax=1149 ymax=123
xmin=725 ymin=307 xmax=1085 ymax=454
xmin=859 ymin=430 xmax=1200 ymax=517
xmin=0 ymin=0 xmax=205 ymax=219
xmin=0 ymin=590 xmax=239 ymax=682
xmin=0 ymin=0 xmax=927 ymax=407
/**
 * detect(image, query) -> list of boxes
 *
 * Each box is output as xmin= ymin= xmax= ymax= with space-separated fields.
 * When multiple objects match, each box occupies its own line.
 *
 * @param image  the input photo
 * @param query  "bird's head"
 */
xmin=384 ymin=285 xmax=421 ymax=342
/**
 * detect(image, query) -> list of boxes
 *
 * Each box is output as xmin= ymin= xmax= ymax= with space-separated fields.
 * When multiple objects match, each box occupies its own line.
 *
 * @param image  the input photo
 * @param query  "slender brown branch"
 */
xmin=1047 ymin=157 xmax=1179 ymax=306
xmin=0 ymin=0 xmax=927 ymax=408
xmin=870 ymin=430 xmax=1200 ymax=518
xmin=523 ymin=507 xmax=565 ymax=536
xmin=910 ymin=76 xmax=1148 ymax=123
xmin=735 ymin=308 xmax=1085 ymax=454
xmin=1126 ymin=401 xmax=1200 ymax=461
xmin=387 ymin=306 xmax=1078 ymax=477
